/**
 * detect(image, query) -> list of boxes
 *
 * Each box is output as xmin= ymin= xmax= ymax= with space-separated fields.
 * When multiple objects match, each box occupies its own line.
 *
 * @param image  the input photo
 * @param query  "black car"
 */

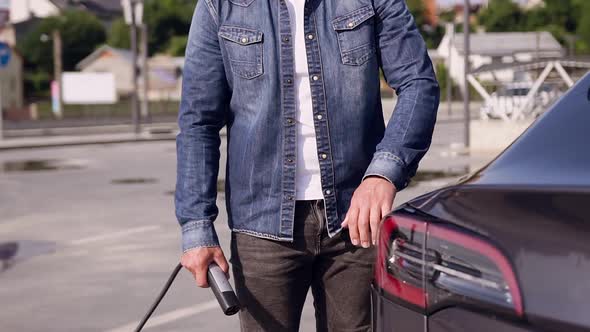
xmin=372 ymin=72 xmax=590 ymax=332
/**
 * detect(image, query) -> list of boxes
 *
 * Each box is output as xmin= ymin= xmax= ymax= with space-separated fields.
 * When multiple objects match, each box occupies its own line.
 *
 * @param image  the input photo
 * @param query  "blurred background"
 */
xmin=0 ymin=0 xmax=589 ymax=331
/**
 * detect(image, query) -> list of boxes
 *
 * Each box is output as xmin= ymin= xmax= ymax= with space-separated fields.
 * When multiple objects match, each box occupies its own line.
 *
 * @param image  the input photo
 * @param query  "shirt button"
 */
xmin=287 ymin=158 xmax=294 ymax=163
xmin=312 ymin=75 xmax=319 ymax=81
xmin=286 ymin=78 xmax=293 ymax=84
xmin=241 ymin=37 xmax=248 ymax=43
xmin=287 ymin=195 xmax=294 ymax=201
xmin=283 ymin=36 xmax=289 ymax=42
xmin=347 ymin=22 xmax=354 ymax=28
xmin=325 ymin=190 xmax=332 ymax=195
xmin=316 ymin=114 xmax=323 ymax=120
xmin=307 ymin=34 xmax=314 ymax=40
xmin=320 ymin=153 xmax=328 ymax=160
xmin=286 ymin=118 xmax=294 ymax=124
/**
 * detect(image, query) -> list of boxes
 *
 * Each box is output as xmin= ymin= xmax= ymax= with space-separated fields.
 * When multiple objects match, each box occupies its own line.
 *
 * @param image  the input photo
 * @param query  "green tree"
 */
xmin=18 ymin=10 xmax=106 ymax=96
xmin=522 ymin=6 xmax=548 ymax=31
xmin=406 ymin=0 xmax=443 ymax=49
xmin=166 ymin=35 xmax=189 ymax=56
xmin=143 ymin=0 xmax=196 ymax=55
xmin=108 ymin=17 xmax=131 ymax=49
xmin=108 ymin=0 xmax=195 ymax=56
xmin=436 ymin=63 xmax=450 ymax=101
xmin=406 ymin=0 xmax=427 ymax=30
xmin=438 ymin=9 xmax=456 ymax=25
xmin=478 ymin=0 xmax=524 ymax=32
xmin=541 ymin=0 xmax=582 ymax=34
xmin=519 ymin=0 xmax=588 ymax=54
xmin=576 ymin=1 xmax=590 ymax=53
xmin=19 ymin=10 xmax=106 ymax=73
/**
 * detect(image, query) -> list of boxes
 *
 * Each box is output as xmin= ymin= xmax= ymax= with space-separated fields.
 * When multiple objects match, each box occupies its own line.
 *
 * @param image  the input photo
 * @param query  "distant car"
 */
xmin=372 ymin=72 xmax=590 ymax=332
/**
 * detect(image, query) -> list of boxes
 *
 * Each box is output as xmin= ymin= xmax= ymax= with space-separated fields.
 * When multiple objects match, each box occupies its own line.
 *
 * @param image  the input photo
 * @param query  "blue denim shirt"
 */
xmin=176 ymin=0 xmax=440 ymax=251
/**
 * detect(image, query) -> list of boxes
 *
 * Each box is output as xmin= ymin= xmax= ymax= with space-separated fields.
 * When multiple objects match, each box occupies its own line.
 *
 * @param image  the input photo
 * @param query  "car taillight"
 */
xmin=375 ymin=214 xmax=428 ymax=309
xmin=374 ymin=213 xmax=523 ymax=317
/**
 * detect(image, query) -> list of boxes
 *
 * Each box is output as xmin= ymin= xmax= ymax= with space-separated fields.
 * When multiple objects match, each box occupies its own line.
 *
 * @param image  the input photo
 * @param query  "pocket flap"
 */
xmin=332 ymin=5 xmax=375 ymax=31
xmin=219 ymin=26 xmax=263 ymax=45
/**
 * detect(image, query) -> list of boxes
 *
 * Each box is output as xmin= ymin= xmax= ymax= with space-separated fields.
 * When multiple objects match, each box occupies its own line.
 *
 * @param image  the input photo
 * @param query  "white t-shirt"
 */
xmin=285 ymin=0 xmax=324 ymax=200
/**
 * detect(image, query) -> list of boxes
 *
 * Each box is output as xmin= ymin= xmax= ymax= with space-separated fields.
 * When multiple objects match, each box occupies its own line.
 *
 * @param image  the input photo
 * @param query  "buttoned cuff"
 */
xmin=363 ymin=152 xmax=408 ymax=191
xmin=181 ymin=220 xmax=220 ymax=252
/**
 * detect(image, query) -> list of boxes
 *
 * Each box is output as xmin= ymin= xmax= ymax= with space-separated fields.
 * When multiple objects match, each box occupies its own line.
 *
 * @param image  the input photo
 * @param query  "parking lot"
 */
xmin=0 ymin=115 xmax=492 ymax=331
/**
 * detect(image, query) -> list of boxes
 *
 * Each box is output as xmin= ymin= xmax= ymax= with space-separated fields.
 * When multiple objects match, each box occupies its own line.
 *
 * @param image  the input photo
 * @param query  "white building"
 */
xmin=10 ymin=0 xmax=121 ymax=24
xmin=146 ymin=55 xmax=184 ymax=101
xmin=77 ymin=45 xmax=185 ymax=101
xmin=436 ymin=25 xmax=564 ymax=86
xmin=10 ymin=0 xmax=60 ymax=23
xmin=519 ymin=0 xmax=544 ymax=10
xmin=76 ymin=45 xmax=136 ymax=96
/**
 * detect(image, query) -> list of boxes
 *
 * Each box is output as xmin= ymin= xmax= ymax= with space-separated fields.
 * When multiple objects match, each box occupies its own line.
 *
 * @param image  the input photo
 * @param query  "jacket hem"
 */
xmin=232 ymin=228 xmax=294 ymax=242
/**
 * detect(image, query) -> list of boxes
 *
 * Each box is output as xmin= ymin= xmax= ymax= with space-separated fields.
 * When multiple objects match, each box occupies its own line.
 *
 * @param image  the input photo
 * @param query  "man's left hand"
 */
xmin=342 ymin=177 xmax=397 ymax=248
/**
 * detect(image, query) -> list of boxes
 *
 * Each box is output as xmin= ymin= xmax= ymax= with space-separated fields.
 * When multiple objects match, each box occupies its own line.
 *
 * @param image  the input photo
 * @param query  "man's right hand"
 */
xmin=181 ymin=246 xmax=229 ymax=288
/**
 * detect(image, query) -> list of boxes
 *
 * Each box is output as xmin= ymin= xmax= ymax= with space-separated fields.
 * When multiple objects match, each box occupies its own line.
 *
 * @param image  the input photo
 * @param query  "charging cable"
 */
xmin=134 ymin=262 xmax=240 ymax=332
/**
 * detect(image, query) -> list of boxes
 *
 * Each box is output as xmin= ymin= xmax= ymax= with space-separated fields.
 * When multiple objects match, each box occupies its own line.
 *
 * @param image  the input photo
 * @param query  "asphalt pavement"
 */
xmin=0 ymin=102 xmax=494 ymax=332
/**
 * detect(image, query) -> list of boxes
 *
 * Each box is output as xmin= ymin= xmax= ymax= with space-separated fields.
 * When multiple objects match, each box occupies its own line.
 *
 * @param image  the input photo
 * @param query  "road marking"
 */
xmin=105 ymin=300 xmax=219 ymax=332
xmin=69 ymin=225 xmax=161 ymax=246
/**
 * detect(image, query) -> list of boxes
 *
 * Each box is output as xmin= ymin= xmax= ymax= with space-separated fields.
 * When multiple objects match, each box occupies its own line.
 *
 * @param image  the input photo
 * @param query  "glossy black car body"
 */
xmin=372 ymin=72 xmax=590 ymax=332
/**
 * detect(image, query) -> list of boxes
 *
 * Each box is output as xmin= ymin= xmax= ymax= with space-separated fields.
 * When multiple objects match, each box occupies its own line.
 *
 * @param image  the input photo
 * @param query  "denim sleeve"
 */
xmin=175 ymin=0 xmax=228 ymax=252
xmin=366 ymin=0 xmax=440 ymax=191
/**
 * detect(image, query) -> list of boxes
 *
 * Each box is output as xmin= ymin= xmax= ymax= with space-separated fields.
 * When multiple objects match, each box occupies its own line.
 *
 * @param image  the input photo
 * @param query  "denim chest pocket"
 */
xmin=218 ymin=25 xmax=264 ymax=79
xmin=332 ymin=5 xmax=376 ymax=66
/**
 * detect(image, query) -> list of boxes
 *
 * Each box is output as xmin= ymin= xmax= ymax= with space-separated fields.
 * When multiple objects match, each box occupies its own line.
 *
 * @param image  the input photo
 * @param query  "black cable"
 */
xmin=134 ymin=263 xmax=183 ymax=332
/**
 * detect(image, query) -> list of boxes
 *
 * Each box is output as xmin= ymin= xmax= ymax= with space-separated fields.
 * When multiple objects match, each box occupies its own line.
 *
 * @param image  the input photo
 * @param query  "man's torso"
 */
xmin=211 ymin=0 xmax=385 ymax=240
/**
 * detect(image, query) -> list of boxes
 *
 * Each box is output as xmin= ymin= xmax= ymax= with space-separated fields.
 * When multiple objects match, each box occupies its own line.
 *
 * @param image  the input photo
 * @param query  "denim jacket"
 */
xmin=176 ymin=0 xmax=440 ymax=251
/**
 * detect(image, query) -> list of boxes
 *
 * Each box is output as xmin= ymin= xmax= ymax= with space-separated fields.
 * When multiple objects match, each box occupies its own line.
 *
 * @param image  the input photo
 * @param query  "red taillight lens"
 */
xmin=374 ymin=213 xmax=523 ymax=317
xmin=374 ymin=214 xmax=428 ymax=309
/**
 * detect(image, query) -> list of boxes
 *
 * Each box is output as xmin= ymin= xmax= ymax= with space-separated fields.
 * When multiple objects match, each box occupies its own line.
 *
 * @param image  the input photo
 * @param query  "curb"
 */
xmin=0 ymin=133 xmax=177 ymax=151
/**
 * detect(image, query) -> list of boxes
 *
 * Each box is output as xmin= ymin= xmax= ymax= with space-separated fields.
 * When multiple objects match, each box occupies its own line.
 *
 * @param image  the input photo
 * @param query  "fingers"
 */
xmin=358 ymin=207 xmax=371 ymax=248
xmin=370 ymin=205 xmax=381 ymax=246
xmin=381 ymin=202 xmax=391 ymax=219
xmin=213 ymin=250 xmax=230 ymax=279
xmin=194 ymin=263 xmax=209 ymax=288
xmin=347 ymin=206 xmax=360 ymax=246
xmin=344 ymin=177 xmax=396 ymax=248
xmin=181 ymin=247 xmax=228 ymax=288
xmin=346 ymin=194 xmax=381 ymax=248
xmin=181 ymin=255 xmax=209 ymax=288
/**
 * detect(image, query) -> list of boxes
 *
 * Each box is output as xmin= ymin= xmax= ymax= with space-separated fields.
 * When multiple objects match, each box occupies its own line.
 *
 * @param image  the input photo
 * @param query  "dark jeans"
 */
xmin=230 ymin=200 xmax=375 ymax=332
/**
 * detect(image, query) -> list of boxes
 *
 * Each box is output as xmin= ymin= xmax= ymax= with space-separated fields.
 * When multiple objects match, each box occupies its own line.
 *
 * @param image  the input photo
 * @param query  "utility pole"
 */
xmin=0 ymin=3 xmax=9 ymax=140
xmin=447 ymin=22 xmax=454 ymax=117
xmin=53 ymin=29 xmax=63 ymax=119
xmin=535 ymin=31 xmax=540 ymax=60
xmin=0 ymin=68 xmax=2 ymax=140
xmin=0 ymin=47 xmax=3 ymax=141
xmin=463 ymin=0 xmax=471 ymax=149
xmin=25 ymin=0 xmax=32 ymax=20
xmin=140 ymin=23 xmax=150 ymax=122
xmin=130 ymin=0 xmax=140 ymax=134
xmin=565 ymin=35 xmax=575 ymax=57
